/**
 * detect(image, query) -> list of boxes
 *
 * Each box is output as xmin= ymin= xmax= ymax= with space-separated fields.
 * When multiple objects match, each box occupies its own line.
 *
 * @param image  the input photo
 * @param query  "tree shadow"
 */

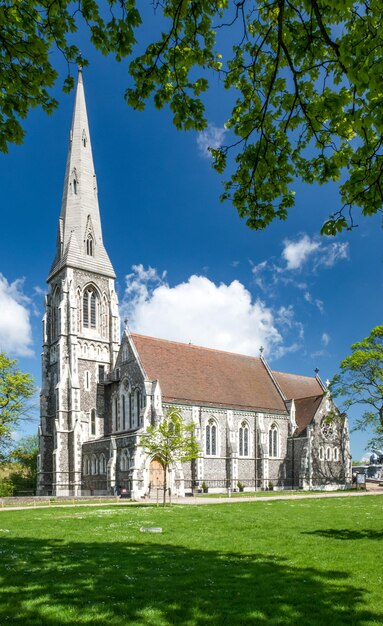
xmin=304 ymin=528 xmax=383 ymax=541
xmin=0 ymin=535 xmax=381 ymax=625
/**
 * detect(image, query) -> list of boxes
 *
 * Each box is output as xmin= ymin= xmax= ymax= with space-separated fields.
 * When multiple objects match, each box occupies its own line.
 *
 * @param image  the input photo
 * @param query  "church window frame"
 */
xmin=268 ymin=423 xmax=279 ymax=458
xmin=129 ymin=392 xmax=132 ymax=429
xmin=120 ymin=449 xmax=129 ymax=471
xmin=99 ymin=454 xmax=106 ymax=474
xmin=51 ymin=287 xmax=61 ymax=340
xmin=333 ymin=447 xmax=339 ymax=462
xmin=122 ymin=394 xmax=126 ymax=430
xmin=84 ymin=456 xmax=90 ymax=475
xmin=91 ymin=454 xmax=98 ymax=475
xmin=83 ymin=286 xmax=98 ymax=330
xmin=85 ymin=370 xmax=90 ymax=391
xmin=90 ymin=409 xmax=96 ymax=436
xmin=326 ymin=446 xmax=332 ymax=461
xmin=206 ymin=418 xmax=218 ymax=456
xmin=319 ymin=446 xmax=324 ymax=461
xmin=135 ymin=389 xmax=140 ymax=426
xmin=86 ymin=233 xmax=94 ymax=257
xmin=239 ymin=421 xmax=249 ymax=457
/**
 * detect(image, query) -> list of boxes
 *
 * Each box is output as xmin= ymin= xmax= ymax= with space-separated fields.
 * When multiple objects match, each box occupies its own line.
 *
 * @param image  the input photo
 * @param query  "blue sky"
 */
xmin=0 ymin=39 xmax=382 ymax=461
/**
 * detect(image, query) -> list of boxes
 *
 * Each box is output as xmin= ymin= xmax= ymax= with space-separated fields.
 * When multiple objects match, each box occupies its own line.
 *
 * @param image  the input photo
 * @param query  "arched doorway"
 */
xmin=149 ymin=457 xmax=165 ymax=489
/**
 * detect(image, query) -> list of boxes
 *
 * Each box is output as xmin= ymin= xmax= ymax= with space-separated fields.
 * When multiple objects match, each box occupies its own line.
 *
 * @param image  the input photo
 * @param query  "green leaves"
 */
xmin=0 ymin=352 xmax=35 ymax=453
xmin=330 ymin=326 xmax=383 ymax=447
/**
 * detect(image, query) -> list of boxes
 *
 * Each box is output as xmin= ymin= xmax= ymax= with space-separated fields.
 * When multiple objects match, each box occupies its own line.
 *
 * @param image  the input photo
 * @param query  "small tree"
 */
xmin=141 ymin=407 xmax=200 ymax=505
xmin=0 ymin=353 xmax=35 ymax=460
xmin=330 ymin=326 xmax=383 ymax=449
xmin=8 ymin=435 xmax=39 ymax=494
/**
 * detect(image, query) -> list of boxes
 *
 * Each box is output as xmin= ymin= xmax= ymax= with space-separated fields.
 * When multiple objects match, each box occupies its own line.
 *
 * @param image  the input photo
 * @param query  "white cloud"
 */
xmin=0 ymin=274 xmax=33 ymax=356
xmin=197 ymin=124 xmax=226 ymax=159
xmin=282 ymin=235 xmax=321 ymax=270
xmin=321 ymin=332 xmax=330 ymax=347
xmin=304 ymin=291 xmax=324 ymax=314
xmin=121 ymin=266 xmax=293 ymax=358
xmin=282 ymin=234 xmax=349 ymax=272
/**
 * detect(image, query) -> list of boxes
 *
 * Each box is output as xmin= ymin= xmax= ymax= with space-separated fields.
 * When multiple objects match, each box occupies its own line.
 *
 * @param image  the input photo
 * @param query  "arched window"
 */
xmin=326 ymin=446 xmax=332 ymax=461
xmin=113 ymin=397 xmax=118 ymax=431
xmin=129 ymin=392 xmax=132 ymax=429
xmin=91 ymin=454 xmax=98 ymax=475
xmin=135 ymin=389 xmax=140 ymax=424
xmin=84 ymin=456 xmax=90 ymax=475
xmin=83 ymin=287 xmax=97 ymax=329
xmin=90 ymin=409 xmax=96 ymax=436
xmin=73 ymin=178 xmax=77 ymax=195
xmin=122 ymin=394 xmax=126 ymax=430
xmin=269 ymin=423 xmax=278 ymax=458
xmin=120 ymin=449 xmax=129 ymax=471
xmin=51 ymin=288 xmax=60 ymax=340
xmin=86 ymin=233 xmax=93 ymax=256
xmin=99 ymin=454 xmax=106 ymax=474
xmin=319 ymin=446 xmax=324 ymax=461
xmin=333 ymin=447 xmax=339 ymax=462
xmin=82 ymin=130 xmax=87 ymax=147
xmin=206 ymin=418 xmax=217 ymax=456
xmin=239 ymin=421 xmax=249 ymax=457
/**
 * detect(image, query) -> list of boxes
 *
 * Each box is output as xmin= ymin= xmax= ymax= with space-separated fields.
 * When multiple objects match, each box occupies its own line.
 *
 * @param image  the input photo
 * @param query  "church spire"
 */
xmin=49 ymin=68 xmax=115 ymax=279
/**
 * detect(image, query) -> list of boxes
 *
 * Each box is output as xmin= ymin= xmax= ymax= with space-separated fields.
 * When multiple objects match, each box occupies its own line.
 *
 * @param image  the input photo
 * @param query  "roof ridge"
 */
xmin=131 ymin=332 xmax=261 ymax=360
xmin=272 ymin=370 xmax=317 ymax=380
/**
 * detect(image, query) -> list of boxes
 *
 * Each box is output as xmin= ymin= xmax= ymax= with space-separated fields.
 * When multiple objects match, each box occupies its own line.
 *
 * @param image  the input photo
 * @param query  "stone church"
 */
xmin=37 ymin=70 xmax=352 ymax=497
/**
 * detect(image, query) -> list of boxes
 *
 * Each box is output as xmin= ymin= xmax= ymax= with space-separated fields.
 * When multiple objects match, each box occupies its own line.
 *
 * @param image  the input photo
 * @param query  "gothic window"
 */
xmin=83 ymin=287 xmax=97 ymax=330
xmin=91 ymin=454 xmax=97 ymax=474
xmin=85 ymin=371 xmax=90 ymax=391
xmin=51 ymin=288 xmax=60 ymax=340
xmin=239 ymin=421 xmax=249 ymax=457
xmin=84 ymin=456 xmax=90 ymax=475
xmin=326 ymin=447 xmax=332 ymax=461
xmin=206 ymin=418 xmax=217 ymax=456
xmin=82 ymin=130 xmax=87 ymax=147
xmin=129 ymin=392 xmax=132 ymax=429
xmin=135 ymin=389 xmax=140 ymax=425
xmin=120 ymin=449 xmax=129 ymax=471
xmin=122 ymin=395 xmax=126 ymax=430
xmin=321 ymin=419 xmax=336 ymax=440
xmin=73 ymin=179 xmax=77 ymax=194
xmin=333 ymin=447 xmax=339 ymax=462
xmin=269 ymin=423 xmax=279 ymax=458
xmin=319 ymin=446 xmax=324 ymax=461
xmin=114 ymin=397 xmax=118 ymax=431
xmin=99 ymin=454 xmax=106 ymax=474
xmin=86 ymin=233 xmax=94 ymax=256
xmin=90 ymin=409 xmax=96 ymax=436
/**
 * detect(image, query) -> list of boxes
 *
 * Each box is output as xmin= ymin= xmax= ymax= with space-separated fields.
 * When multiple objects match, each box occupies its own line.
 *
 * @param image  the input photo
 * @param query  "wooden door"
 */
xmin=149 ymin=457 xmax=165 ymax=489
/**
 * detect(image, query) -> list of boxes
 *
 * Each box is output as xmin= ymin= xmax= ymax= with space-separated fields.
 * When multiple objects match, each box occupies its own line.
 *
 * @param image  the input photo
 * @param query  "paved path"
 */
xmin=1 ymin=486 xmax=382 ymax=511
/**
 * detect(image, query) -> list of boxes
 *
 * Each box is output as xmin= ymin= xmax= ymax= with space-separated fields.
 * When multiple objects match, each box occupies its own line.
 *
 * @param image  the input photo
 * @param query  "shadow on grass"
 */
xmin=0 ymin=536 xmax=381 ymax=625
xmin=304 ymin=528 xmax=383 ymax=541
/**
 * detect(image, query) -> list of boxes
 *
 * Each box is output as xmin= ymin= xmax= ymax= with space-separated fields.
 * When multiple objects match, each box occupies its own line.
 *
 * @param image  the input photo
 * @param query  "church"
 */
xmin=37 ymin=70 xmax=352 ymax=497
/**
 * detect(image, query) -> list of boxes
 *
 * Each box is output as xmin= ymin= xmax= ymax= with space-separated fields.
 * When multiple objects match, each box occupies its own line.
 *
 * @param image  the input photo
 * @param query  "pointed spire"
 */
xmin=49 ymin=68 xmax=115 ymax=279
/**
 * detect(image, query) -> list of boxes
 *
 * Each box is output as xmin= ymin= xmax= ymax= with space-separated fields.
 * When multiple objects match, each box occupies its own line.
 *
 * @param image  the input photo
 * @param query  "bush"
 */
xmin=0 ymin=479 xmax=14 ymax=497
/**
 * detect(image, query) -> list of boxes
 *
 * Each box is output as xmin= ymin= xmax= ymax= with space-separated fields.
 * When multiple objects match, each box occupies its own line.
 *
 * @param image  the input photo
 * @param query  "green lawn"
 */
xmin=0 ymin=496 xmax=382 ymax=625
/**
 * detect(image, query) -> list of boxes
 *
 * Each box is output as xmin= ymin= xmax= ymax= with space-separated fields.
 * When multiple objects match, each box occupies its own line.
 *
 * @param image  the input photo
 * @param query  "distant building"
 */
xmin=37 ymin=71 xmax=352 ymax=497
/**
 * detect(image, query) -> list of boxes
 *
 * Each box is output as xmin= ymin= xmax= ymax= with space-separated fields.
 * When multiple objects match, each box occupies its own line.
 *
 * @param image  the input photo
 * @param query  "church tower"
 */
xmin=38 ymin=69 xmax=120 ymax=495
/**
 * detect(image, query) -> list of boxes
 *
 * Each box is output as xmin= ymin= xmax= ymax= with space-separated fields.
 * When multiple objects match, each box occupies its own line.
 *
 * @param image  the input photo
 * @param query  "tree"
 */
xmin=2 ymin=2 xmax=383 ymax=234
xmin=141 ymin=407 xmax=200 ymax=504
xmin=0 ymin=352 xmax=35 ymax=459
xmin=330 ymin=326 xmax=383 ymax=449
xmin=7 ymin=435 xmax=39 ymax=494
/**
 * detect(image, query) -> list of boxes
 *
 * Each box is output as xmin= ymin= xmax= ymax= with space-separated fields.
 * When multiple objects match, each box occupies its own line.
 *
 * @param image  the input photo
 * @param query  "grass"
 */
xmin=0 ymin=496 xmax=382 ymax=625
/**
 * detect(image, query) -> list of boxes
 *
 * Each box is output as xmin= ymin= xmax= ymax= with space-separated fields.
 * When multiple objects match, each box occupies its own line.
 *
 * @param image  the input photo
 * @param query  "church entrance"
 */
xmin=149 ymin=457 xmax=165 ymax=490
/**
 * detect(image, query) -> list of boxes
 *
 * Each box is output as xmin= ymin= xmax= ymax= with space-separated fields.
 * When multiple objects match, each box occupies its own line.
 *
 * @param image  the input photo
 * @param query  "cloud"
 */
xmin=0 ymin=274 xmax=33 ymax=356
xmin=197 ymin=124 xmax=226 ymax=159
xmin=282 ymin=234 xmax=349 ymax=272
xmin=321 ymin=332 xmax=330 ymax=347
xmin=304 ymin=291 xmax=324 ymax=314
xmin=282 ymin=235 xmax=321 ymax=270
xmin=121 ymin=266 xmax=302 ymax=359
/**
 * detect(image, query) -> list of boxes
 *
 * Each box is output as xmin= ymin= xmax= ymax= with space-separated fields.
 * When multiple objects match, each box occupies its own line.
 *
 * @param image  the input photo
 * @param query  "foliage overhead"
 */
xmin=330 ymin=326 xmax=383 ymax=449
xmin=141 ymin=406 xmax=200 ymax=504
xmin=2 ymin=1 xmax=383 ymax=233
xmin=0 ymin=352 xmax=35 ymax=456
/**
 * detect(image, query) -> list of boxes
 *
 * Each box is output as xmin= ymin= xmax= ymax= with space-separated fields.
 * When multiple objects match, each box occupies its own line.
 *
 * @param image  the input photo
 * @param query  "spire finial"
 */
xmin=315 ymin=367 xmax=319 ymax=375
xmin=259 ymin=346 xmax=264 ymax=356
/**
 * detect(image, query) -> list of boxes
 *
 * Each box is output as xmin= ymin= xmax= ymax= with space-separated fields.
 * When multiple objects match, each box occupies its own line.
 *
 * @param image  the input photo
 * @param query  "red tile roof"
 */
xmin=272 ymin=371 xmax=324 ymax=400
xmin=131 ymin=334 xmax=287 ymax=413
xmin=293 ymin=396 xmax=323 ymax=436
